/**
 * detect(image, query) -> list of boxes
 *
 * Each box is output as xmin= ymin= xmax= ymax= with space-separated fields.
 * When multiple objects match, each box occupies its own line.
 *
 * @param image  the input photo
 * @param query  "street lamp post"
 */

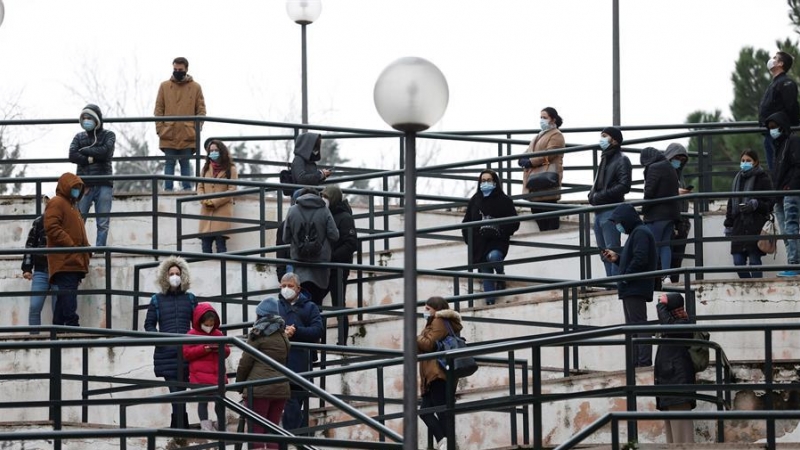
xmin=286 ymin=0 xmax=322 ymax=128
xmin=374 ymin=57 xmax=449 ymax=450
xmin=0 ymin=0 xmax=6 ymax=28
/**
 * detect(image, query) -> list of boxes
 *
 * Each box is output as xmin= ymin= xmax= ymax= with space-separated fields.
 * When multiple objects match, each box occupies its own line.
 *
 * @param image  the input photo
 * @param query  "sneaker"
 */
xmin=661 ymin=277 xmax=673 ymax=286
xmin=777 ymin=270 xmax=800 ymax=277
xmin=437 ymin=437 xmax=448 ymax=450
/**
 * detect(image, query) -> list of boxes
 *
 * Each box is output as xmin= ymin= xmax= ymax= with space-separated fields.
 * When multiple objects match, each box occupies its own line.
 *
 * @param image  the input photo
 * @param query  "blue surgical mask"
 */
xmin=479 ymin=182 xmax=495 ymax=196
xmin=615 ymin=223 xmax=626 ymax=235
xmin=70 ymin=188 xmax=81 ymax=199
xmin=670 ymin=159 xmax=682 ymax=169
xmin=740 ymin=161 xmax=754 ymax=172
xmin=770 ymin=128 xmax=782 ymax=140
xmin=81 ymin=119 xmax=96 ymax=131
xmin=209 ymin=151 xmax=220 ymax=161
xmin=599 ymin=137 xmax=611 ymax=150
xmin=539 ymin=119 xmax=552 ymax=131
xmin=422 ymin=310 xmax=431 ymax=320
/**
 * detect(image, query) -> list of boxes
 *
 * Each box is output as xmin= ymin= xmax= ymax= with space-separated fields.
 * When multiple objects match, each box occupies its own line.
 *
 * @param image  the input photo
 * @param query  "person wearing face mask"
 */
xmin=663 ymin=143 xmax=692 ymax=284
xmin=416 ymin=296 xmax=463 ymax=450
xmin=518 ymin=107 xmax=566 ymax=231
xmin=275 ymin=272 xmax=324 ymax=434
xmin=601 ymin=203 xmax=657 ymax=368
xmin=723 ymin=149 xmax=774 ymax=278
xmin=588 ymin=126 xmax=632 ymax=277
xmin=183 ymin=303 xmax=230 ymax=431
xmin=291 ymin=132 xmax=331 ymax=187
xmin=639 ymin=147 xmax=680 ymax=286
xmin=155 ymin=56 xmax=207 ymax=192
xmin=144 ymin=256 xmax=197 ymax=428
xmin=68 ymin=104 xmax=116 ymax=256
xmin=43 ymin=172 xmax=90 ymax=328
xmin=197 ymin=139 xmax=239 ymax=253
xmin=765 ymin=111 xmax=800 ymax=277
xmin=21 ymin=189 xmax=58 ymax=334
xmin=759 ymin=51 xmax=800 ymax=171
xmin=461 ymin=170 xmax=519 ymax=305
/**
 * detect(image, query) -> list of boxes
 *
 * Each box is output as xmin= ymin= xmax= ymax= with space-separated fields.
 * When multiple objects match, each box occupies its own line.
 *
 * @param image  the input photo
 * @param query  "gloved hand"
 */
xmin=740 ymin=198 xmax=759 ymax=213
xmin=724 ymin=227 xmax=733 ymax=236
xmin=517 ymin=157 xmax=532 ymax=169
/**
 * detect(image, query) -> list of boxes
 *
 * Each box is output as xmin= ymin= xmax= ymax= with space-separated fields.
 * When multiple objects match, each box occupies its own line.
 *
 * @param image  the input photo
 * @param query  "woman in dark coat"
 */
xmin=723 ymin=149 xmax=774 ymax=278
xmin=655 ymin=292 xmax=696 ymax=444
xmin=461 ymin=169 xmax=520 ymax=305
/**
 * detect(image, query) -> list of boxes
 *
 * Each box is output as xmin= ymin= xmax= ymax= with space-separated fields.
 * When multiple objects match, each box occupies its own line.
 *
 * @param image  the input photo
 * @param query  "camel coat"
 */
xmin=521 ymin=128 xmax=565 ymax=201
xmin=154 ymin=75 xmax=206 ymax=151
xmin=197 ymin=165 xmax=238 ymax=235
xmin=417 ymin=309 xmax=463 ymax=394
xmin=44 ymin=172 xmax=90 ymax=282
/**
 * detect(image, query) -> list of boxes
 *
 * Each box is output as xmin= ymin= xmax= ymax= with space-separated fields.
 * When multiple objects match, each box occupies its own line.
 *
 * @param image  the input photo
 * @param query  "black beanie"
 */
xmin=601 ymin=126 xmax=623 ymax=145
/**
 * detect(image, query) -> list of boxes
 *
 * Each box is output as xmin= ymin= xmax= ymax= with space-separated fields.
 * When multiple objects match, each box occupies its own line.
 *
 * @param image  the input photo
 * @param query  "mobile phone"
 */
xmin=739 ymin=203 xmax=746 ymax=207
xmin=685 ymin=185 xmax=694 ymax=190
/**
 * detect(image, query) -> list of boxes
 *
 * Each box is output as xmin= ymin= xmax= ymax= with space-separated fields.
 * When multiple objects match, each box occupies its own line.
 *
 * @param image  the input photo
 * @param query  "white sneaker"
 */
xmin=437 ymin=437 xmax=448 ymax=450
xmin=200 ymin=419 xmax=213 ymax=431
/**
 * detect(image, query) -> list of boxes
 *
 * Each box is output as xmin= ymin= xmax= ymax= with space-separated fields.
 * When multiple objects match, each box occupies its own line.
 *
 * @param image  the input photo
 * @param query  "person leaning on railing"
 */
xmin=518 ymin=106 xmax=565 ymax=231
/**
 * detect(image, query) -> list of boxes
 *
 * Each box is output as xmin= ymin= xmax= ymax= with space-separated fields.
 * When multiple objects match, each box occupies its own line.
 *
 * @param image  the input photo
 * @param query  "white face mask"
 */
xmin=540 ymin=118 xmax=552 ymax=130
xmin=768 ymin=58 xmax=777 ymax=71
xmin=201 ymin=324 xmax=214 ymax=334
xmin=323 ymin=198 xmax=330 ymax=208
xmin=281 ymin=287 xmax=298 ymax=301
xmin=168 ymin=274 xmax=181 ymax=288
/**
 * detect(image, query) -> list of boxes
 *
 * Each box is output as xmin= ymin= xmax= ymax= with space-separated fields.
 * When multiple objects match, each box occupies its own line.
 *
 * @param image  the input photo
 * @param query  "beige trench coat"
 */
xmin=197 ymin=165 xmax=238 ymax=235
xmin=521 ymin=128 xmax=565 ymax=201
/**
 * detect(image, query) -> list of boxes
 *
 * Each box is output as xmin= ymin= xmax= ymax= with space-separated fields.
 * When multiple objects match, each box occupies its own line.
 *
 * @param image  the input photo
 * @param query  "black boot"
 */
xmin=170 ymin=413 xmax=177 ymax=429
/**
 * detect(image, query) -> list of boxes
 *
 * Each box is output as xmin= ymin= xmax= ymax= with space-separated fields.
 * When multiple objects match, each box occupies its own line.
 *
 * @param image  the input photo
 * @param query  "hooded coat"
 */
xmin=724 ymin=165 xmax=774 ymax=255
xmin=640 ymin=147 xmax=680 ymax=223
xmin=588 ymin=145 xmax=632 ymax=206
xmin=154 ymin=74 xmax=206 ymax=151
xmin=44 ymin=173 xmax=90 ymax=283
xmin=322 ymin=185 xmax=358 ymax=264
xmin=655 ymin=293 xmax=696 ymax=410
xmin=235 ymin=316 xmax=291 ymax=399
xmin=291 ymin=133 xmax=326 ymax=186
xmin=521 ymin=128 xmax=565 ymax=201
xmin=609 ymin=204 xmax=657 ymax=299
xmin=283 ymin=192 xmax=339 ymax=289
xmin=278 ymin=291 xmax=324 ymax=376
xmin=461 ymin=170 xmax=520 ymax=265
xmin=197 ymin=164 xmax=239 ymax=235
xmin=144 ymin=256 xmax=196 ymax=379
xmin=417 ymin=309 xmax=464 ymax=394
xmin=767 ymin=111 xmax=800 ymax=192
xmin=68 ymin=104 xmax=116 ymax=187
xmin=183 ymin=303 xmax=230 ymax=385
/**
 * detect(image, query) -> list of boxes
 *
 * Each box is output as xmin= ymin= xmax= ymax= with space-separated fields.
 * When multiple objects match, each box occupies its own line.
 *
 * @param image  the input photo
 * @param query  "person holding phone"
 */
xmin=664 ymin=143 xmax=692 ymax=283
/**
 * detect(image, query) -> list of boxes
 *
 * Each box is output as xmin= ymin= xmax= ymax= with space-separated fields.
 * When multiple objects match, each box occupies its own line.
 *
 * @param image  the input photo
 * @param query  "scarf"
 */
xmin=211 ymin=161 xmax=224 ymax=178
xmin=593 ymin=146 xmax=617 ymax=191
xmin=250 ymin=315 xmax=285 ymax=338
xmin=669 ymin=306 xmax=689 ymax=321
xmin=730 ymin=166 xmax=761 ymax=216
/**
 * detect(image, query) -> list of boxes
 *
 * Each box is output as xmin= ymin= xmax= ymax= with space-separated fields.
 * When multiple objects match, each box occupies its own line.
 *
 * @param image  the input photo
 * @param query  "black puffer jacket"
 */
xmin=655 ymin=293 xmax=696 ymax=410
xmin=21 ymin=216 xmax=48 ymax=273
xmin=640 ymin=147 xmax=680 ymax=223
xmin=759 ymin=72 xmax=800 ymax=126
xmin=69 ymin=104 xmax=116 ymax=187
xmin=768 ymin=111 xmax=800 ymax=192
xmin=724 ymin=166 xmax=774 ymax=255
xmin=609 ymin=204 xmax=656 ymax=300
xmin=461 ymin=170 xmax=520 ymax=264
xmin=588 ymin=145 xmax=632 ymax=206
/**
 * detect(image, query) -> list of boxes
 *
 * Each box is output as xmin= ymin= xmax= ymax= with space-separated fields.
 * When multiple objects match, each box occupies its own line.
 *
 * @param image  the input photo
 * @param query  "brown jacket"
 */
xmin=44 ymin=173 xmax=90 ymax=283
xmin=521 ymin=128 xmax=565 ymax=201
xmin=236 ymin=330 xmax=291 ymax=399
xmin=417 ymin=309 xmax=463 ymax=394
xmin=197 ymin=165 xmax=238 ymax=235
xmin=154 ymin=74 xmax=206 ymax=152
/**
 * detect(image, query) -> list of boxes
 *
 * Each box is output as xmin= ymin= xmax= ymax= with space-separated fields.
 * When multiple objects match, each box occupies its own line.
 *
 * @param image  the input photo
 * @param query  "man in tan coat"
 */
xmin=44 ymin=172 xmax=90 ymax=327
xmin=154 ymin=56 xmax=206 ymax=192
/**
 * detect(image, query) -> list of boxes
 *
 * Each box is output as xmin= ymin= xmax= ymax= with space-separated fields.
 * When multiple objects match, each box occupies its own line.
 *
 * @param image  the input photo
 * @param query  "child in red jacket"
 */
xmin=183 ymin=302 xmax=231 ymax=431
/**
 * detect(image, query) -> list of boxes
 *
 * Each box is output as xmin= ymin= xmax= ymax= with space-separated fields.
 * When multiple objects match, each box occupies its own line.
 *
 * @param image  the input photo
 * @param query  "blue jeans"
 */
xmin=78 ymin=185 xmax=113 ymax=247
xmin=646 ymin=220 xmax=674 ymax=272
xmin=200 ymin=236 xmax=227 ymax=253
xmin=775 ymin=195 xmax=800 ymax=264
xmin=29 ymin=270 xmax=57 ymax=333
xmin=594 ymin=209 xmax=621 ymax=276
xmin=163 ymin=148 xmax=193 ymax=191
xmin=732 ymin=250 xmax=763 ymax=278
xmin=479 ymin=249 xmax=505 ymax=304
xmin=51 ymin=271 xmax=83 ymax=327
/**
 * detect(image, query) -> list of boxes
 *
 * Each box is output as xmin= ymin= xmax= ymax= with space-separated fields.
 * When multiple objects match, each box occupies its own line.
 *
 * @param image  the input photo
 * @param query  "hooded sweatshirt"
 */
xmin=291 ymin=133 xmax=325 ymax=186
xmin=639 ymin=147 xmax=680 ymax=223
xmin=609 ymin=204 xmax=657 ymax=300
xmin=44 ymin=172 xmax=89 ymax=282
xmin=183 ymin=303 xmax=230 ymax=385
xmin=766 ymin=111 xmax=800 ymax=191
xmin=461 ymin=169 xmax=520 ymax=264
xmin=68 ymin=104 xmax=116 ymax=187
xmin=283 ymin=191 xmax=339 ymax=289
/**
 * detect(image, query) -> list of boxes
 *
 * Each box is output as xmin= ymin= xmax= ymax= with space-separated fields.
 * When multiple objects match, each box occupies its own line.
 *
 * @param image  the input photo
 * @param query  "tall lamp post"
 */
xmin=286 ymin=0 xmax=321 ymax=128
xmin=0 ymin=0 xmax=5 ymax=28
xmin=374 ymin=57 xmax=449 ymax=450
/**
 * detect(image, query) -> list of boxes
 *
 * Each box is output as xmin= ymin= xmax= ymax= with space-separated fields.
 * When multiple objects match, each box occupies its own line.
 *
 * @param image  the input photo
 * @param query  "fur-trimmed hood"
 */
xmin=155 ymin=255 xmax=191 ymax=293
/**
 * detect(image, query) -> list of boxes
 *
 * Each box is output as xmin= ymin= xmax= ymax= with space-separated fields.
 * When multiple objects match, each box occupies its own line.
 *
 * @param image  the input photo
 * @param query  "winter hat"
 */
xmin=256 ymin=297 xmax=280 ymax=318
xmin=601 ymin=126 xmax=623 ymax=145
xmin=79 ymin=104 xmax=103 ymax=128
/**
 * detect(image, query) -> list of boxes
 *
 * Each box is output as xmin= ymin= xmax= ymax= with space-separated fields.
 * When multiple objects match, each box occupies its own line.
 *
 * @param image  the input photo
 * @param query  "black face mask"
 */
xmin=173 ymin=70 xmax=186 ymax=81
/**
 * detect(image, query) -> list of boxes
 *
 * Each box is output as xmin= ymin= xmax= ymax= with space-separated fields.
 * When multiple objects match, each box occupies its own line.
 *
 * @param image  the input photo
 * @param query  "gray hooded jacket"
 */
xmin=291 ymin=133 xmax=325 ymax=186
xmin=283 ymin=192 xmax=339 ymax=289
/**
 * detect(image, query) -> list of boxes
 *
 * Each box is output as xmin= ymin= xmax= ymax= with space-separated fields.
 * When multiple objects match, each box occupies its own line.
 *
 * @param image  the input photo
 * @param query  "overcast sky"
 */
xmin=0 ymin=0 xmax=796 ymax=194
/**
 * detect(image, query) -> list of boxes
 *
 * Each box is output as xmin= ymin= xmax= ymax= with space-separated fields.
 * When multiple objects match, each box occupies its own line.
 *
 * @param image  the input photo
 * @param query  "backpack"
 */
xmin=279 ymin=164 xmax=295 ymax=197
xmin=436 ymin=320 xmax=479 ymax=379
xmin=296 ymin=221 xmax=322 ymax=259
xmin=151 ymin=292 xmax=197 ymax=322
xmin=688 ymin=330 xmax=710 ymax=373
